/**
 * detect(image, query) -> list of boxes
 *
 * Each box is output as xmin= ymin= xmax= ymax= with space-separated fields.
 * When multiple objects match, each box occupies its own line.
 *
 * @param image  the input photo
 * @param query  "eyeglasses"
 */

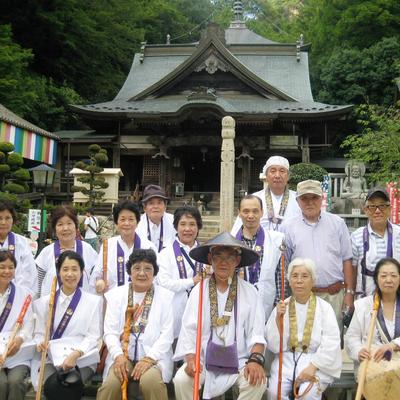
xmin=365 ymin=204 xmax=390 ymax=212
xmin=131 ymin=266 xmax=154 ymax=274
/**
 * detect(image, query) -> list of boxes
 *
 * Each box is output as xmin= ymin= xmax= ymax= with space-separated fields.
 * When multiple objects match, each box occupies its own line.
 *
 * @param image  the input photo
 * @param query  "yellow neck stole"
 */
xmin=289 ymin=293 xmax=317 ymax=353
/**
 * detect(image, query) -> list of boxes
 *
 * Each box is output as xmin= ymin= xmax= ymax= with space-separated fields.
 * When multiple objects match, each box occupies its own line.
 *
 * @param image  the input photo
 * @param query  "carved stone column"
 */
xmin=219 ymin=116 xmax=236 ymax=232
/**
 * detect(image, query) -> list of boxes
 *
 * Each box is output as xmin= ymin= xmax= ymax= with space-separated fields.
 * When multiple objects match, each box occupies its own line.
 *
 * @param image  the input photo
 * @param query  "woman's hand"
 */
xmin=244 ymin=362 xmax=266 ymax=386
xmin=6 ymin=337 xmax=23 ymax=358
xmin=296 ymin=363 xmax=317 ymax=383
xmin=184 ymin=353 xmax=202 ymax=378
xmin=37 ymin=342 xmax=48 ymax=353
xmin=373 ymin=343 xmax=395 ymax=362
xmin=358 ymin=347 xmax=371 ymax=362
xmin=61 ymin=350 xmax=80 ymax=371
xmin=275 ymin=300 xmax=286 ymax=332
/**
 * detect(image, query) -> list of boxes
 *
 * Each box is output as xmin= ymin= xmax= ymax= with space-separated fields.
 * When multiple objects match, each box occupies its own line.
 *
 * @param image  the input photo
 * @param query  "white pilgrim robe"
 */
xmin=230 ymin=225 xmax=284 ymax=320
xmin=174 ymin=277 xmax=266 ymax=399
xmin=344 ymin=295 xmax=400 ymax=365
xmin=157 ymin=239 xmax=200 ymax=338
xmin=0 ymin=232 xmax=37 ymax=295
xmin=102 ymin=284 xmax=174 ymax=382
xmin=136 ymin=212 xmax=176 ymax=251
xmin=0 ymin=284 xmax=34 ymax=369
xmin=35 ymin=240 xmax=98 ymax=297
xmin=266 ymin=296 xmax=342 ymax=398
xmin=31 ymin=289 xmax=101 ymax=388
xmin=89 ymin=234 xmax=156 ymax=292
xmin=231 ymin=188 xmax=300 ymax=233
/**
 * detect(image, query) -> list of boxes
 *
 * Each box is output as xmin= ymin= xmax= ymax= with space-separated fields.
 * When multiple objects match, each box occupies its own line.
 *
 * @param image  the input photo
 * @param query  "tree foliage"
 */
xmin=341 ymin=104 xmax=400 ymax=184
xmin=71 ymin=144 xmax=109 ymax=207
xmin=289 ymin=162 xmax=328 ymax=190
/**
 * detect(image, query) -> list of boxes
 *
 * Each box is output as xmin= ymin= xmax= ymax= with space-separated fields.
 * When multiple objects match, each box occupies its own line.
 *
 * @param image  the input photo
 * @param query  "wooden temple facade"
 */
xmin=63 ymin=7 xmax=352 ymax=197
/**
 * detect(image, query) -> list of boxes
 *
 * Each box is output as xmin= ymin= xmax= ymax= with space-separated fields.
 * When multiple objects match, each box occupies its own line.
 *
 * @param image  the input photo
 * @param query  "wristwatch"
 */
xmin=345 ymin=288 xmax=355 ymax=295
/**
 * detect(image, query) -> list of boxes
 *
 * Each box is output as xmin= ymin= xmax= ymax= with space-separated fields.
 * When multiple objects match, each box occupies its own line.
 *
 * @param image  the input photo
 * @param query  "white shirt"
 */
xmin=89 ymin=234 xmax=156 ymax=292
xmin=0 ymin=232 xmax=38 ymax=295
xmin=230 ymin=225 xmax=284 ymax=320
xmin=266 ymin=296 xmax=342 ymax=380
xmin=0 ymin=283 xmax=34 ymax=368
xmin=136 ymin=212 xmax=176 ymax=252
xmin=157 ymin=239 xmax=199 ymax=338
xmin=174 ymin=277 xmax=266 ymax=398
xmin=84 ymin=216 xmax=99 ymax=239
xmin=35 ymin=240 xmax=98 ymax=297
xmin=103 ymin=284 xmax=174 ymax=382
xmin=231 ymin=188 xmax=300 ymax=233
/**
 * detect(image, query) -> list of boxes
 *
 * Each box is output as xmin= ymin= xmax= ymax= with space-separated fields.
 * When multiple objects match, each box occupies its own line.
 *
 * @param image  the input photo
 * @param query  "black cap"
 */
xmin=366 ymin=187 xmax=390 ymax=202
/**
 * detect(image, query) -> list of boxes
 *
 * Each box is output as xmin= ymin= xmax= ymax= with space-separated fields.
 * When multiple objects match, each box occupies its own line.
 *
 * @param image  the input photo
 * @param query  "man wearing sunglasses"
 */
xmin=351 ymin=187 xmax=400 ymax=298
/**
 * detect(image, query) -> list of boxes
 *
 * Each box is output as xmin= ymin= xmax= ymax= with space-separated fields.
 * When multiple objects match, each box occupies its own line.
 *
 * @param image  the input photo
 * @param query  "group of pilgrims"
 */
xmin=0 ymin=155 xmax=399 ymax=400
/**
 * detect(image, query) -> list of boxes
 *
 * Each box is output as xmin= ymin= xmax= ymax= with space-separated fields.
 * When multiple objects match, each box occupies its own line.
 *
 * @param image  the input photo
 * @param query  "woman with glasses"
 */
xmin=345 ymin=257 xmax=400 ymax=374
xmin=97 ymin=248 xmax=173 ymax=400
xmin=0 ymin=201 xmax=37 ymax=294
xmin=0 ymin=250 xmax=34 ymax=400
xmin=266 ymin=258 xmax=341 ymax=400
xmin=35 ymin=205 xmax=98 ymax=297
xmin=350 ymin=187 xmax=400 ymax=297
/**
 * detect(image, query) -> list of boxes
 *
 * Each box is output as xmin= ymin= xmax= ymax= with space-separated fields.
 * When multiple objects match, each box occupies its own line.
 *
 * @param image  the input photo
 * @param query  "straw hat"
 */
xmin=189 ymin=231 xmax=259 ymax=268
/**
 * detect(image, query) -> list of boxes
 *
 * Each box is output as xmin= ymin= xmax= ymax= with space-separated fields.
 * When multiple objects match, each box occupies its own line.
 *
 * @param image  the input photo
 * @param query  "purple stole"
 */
xmin=0 ymin=232 xmax=16 ymax=254
xmin=146 ymin=215 xmax=164 ymax=252
xmin=54 ymin=240 xmax=84 ymax=287
xmin=0 ymin=282 xmax=15 ymax=332
xmin=117 ymin=235 xmax=141 ymax=286
xmin=361 ymin=223 xmax=393 ymax=296
xmin=235 ymin=227 xmax=264 ymax=284
xmin=377 ymin=295 xmax=400 ymax=343
xmin=172 ymin=240 xmax=202 ymax=279
xmin=51 ymin=287 xmax=82 ymax=340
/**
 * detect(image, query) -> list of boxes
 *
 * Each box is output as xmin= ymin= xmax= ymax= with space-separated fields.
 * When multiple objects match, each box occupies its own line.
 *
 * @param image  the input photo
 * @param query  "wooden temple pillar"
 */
xmin=301 ymin=134 xmax=310 ymax=163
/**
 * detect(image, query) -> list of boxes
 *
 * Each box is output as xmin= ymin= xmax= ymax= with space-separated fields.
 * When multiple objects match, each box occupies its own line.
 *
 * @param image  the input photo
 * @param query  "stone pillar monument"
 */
xmin=219 ymin=116 xmax=236 ymax=232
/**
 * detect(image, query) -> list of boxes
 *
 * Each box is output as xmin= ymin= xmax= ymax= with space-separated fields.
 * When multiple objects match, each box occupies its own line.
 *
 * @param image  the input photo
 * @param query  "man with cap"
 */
xmin=281 ymin=180 xmax=354 ymax=326
xmin=351 ymin=187 xmax=400 ymax=297
xmin=231 ymin=194 xmax=284 ymax=320
xmin=136 ymin=185 xmax=176 ymax=252
xmin=173 ymin=232 xmax=267 ymax=399
xmin=232 ymin=156 xmax=300 ymax=233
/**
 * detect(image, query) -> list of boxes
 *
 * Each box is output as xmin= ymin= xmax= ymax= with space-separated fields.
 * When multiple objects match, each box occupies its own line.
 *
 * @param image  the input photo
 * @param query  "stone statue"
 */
xmin=341 ymin=161 xmax=367 ymax=199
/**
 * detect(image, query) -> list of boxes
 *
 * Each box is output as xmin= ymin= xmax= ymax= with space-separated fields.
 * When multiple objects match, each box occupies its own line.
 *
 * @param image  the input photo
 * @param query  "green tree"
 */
xmin=341 ymin=104 xmax=400 ymax=184
xmin=71 ymin=144 xmax=109 ymax=207
xmin=289 ymin=162 xmax=328 ymax=190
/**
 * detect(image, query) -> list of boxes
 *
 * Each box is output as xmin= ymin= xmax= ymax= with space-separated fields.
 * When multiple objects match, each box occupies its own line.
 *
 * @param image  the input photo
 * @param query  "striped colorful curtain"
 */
xmin=0 ymin=121 xmax=57 ymax=165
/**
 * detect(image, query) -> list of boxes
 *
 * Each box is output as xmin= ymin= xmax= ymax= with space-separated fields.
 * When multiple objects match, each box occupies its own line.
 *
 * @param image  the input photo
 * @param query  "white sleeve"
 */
xmin=16 ymin=236 xmax=38 ymax=295
xmin=344 ymin=301 xmax=366 ymax=362
xmin=103 ymin=292 xmax=123 ymax=361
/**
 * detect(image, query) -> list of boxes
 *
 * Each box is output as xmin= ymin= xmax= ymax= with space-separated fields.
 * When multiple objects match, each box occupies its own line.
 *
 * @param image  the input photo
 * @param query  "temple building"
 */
xmin=63 ymin=3 xmax=352 ymax=196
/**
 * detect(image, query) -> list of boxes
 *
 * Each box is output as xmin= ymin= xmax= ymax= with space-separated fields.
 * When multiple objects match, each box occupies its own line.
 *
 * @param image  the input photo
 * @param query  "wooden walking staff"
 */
xmin=36 ymin=277 xmax=58 ymax=400
xmin=193 ymin=266 xmax=205 ymax=400
xmin=0 ymin=294 xmax=32 ymax=370
xmin=121 ymin=305 xmax=136 ymax=400
xmin=355 ymin=292 xmax=380 ymax=400
xmin=277 ymin=240 xmax=287 ymax=400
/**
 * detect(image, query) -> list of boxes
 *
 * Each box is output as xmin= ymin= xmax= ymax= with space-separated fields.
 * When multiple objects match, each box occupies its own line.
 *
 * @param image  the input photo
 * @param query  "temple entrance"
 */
xmin=180 ymin=146 xmax=220 ymax=192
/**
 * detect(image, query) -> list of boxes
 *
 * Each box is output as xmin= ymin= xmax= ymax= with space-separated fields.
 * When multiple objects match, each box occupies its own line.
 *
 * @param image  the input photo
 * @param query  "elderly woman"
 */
xmin=157 ymin=206 xmax=205 ymax=339
xmin=90 ymin=201 xmax=156 ymax=294
xmin=345 ymin=257 xmax=400 ymax=367
xmin=0 ymin=250 xmax=34 ymax=400
xmin=34 ymin=250 xmax=101 ymax=400
xmin=35 ymin=205 xmax=98 ymax=297
xmin=97 ymin=249 xmax=174 ymax=400
xmin=0 ymin=201 xmax=37 ymax=294
xmin=266 ymin=258 xmax=342 ymax=400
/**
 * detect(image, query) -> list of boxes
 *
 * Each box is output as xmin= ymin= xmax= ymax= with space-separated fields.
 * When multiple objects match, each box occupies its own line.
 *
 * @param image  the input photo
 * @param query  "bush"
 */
xmin=289 ymin=163 xmax=328 ymax=190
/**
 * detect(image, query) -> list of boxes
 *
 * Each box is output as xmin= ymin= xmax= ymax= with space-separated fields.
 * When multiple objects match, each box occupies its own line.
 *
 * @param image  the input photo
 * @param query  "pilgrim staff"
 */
xmin=277 ymin=241 xmax=287 ymax=400
xmin=193 ymin=266 xmax=204 ymax=400
xmin=0 ymin=294 xmax=32 ymax=370
xmin=36 ymin=277 xmax=57 ymax=400
xmin=354 ymin=293 xmax=379 ymax=400
xmin=345 ymin=257 xmax=400 ymax=400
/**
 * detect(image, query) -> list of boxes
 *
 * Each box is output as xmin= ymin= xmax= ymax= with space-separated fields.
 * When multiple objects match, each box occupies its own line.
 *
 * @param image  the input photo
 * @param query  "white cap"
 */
xmin=259 ymin=156 xmax=290 ymax=179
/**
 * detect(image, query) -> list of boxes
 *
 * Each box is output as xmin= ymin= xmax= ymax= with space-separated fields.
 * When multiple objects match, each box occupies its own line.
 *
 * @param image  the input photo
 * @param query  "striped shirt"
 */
xmin=351 ymin=223 xmax=400 ymax=296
